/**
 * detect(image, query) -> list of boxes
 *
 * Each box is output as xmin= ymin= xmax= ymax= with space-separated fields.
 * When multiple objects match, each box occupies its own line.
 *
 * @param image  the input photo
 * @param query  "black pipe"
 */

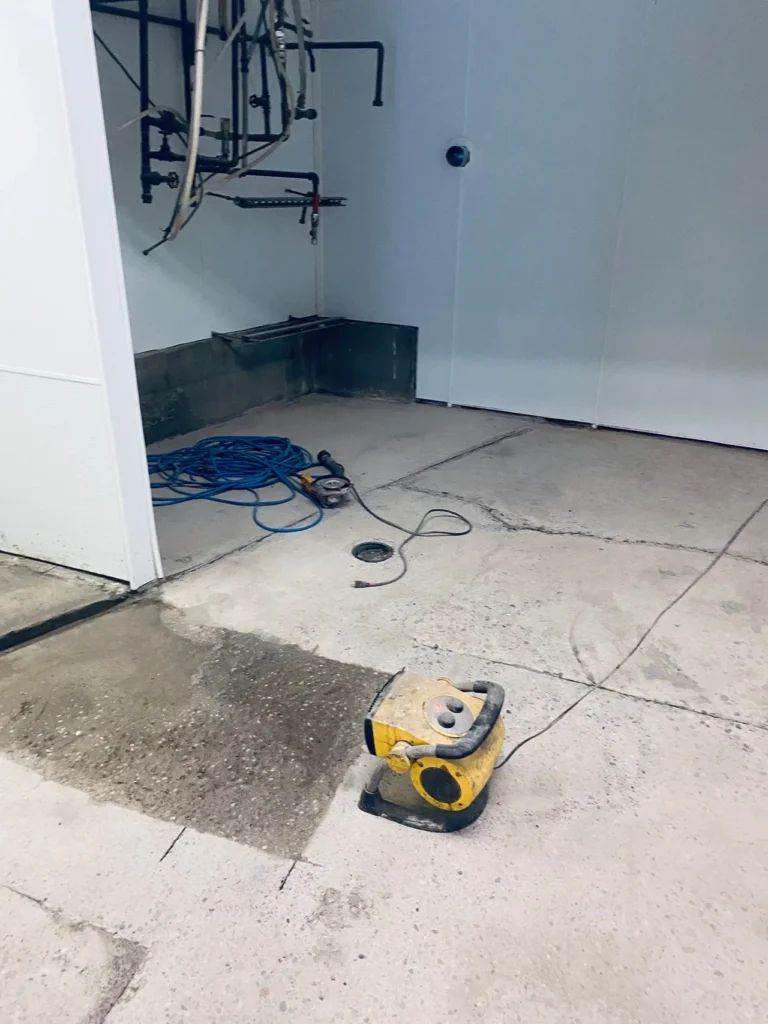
xmin=91 ymin=2 xmax=259 ymax=41
xmin=138 ymin=0 xmax=152 ymax=202
xmin=258 ymin=38 xmax=272 ymax=137
xmin=285 ymin=41 xmax=385 ymax=106
xmin=178 ymin=0 xmax=192 ymax=125
xmin=277 ymin=60 xmax=290 ymax=135
xmin=229 ymin=0 xmax=240 ymax=165
xmin=239 ymin=167 xmax=319 ymax=195
xmin=91 ymin=3 xmax=386 ymax=108
xmin=239 ymin=0 xmax=249 ymax=170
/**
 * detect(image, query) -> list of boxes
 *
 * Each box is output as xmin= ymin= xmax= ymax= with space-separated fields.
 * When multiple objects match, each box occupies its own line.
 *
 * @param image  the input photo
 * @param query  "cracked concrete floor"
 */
xmin=2 ymin=398 xmax=768 ymax=1024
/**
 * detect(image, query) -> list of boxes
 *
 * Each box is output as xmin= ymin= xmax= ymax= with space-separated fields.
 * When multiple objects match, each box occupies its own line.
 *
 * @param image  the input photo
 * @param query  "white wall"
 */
xmin=318 ymin=0 xmax=648 ymax=411
xmin=318 ymin=0 xmax=768 ymax=449
xmin=93 ymin=6 xmax=318 ymax=353
xmin=596 ymin=0 xmax=768 ymax=449
xmin=0 ymin=0 xmax=161 ymax=585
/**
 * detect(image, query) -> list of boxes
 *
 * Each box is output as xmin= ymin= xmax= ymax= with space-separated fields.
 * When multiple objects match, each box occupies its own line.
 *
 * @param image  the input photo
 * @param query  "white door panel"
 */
xmin=597 ymin=0 xmax=768 ymax=449
xmin=450 ymin=0 xmax=649 ymax=421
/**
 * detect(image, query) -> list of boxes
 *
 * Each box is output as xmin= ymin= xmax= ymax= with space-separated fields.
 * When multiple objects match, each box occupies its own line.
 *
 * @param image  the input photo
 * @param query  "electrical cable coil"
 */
xmin=148 ymin=435 xmax=324 ymax=532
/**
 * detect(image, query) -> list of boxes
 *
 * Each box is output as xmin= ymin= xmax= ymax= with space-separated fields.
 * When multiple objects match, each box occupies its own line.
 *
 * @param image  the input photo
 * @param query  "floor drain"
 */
xmin=352 ymin=541 xmax=394 ymax=563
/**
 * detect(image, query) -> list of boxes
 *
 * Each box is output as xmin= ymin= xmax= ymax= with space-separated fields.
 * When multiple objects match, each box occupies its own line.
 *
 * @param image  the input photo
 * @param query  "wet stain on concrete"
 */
xmin=0 ymin=600 xmax=386 ymax=858
xmin=721 ymin=600 xmax=747 ymax=615
xmin=639 ymin=646 xmax=709 ymax=700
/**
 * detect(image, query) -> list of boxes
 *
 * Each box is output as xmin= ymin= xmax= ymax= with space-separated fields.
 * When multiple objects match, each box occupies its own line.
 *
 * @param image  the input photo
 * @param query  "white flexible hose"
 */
xmin=170 ymin=0 xmax=210 ymax=238
xmin=290 ymin=0 xmax=307 ymax=107
xmin=224 ymin=0 xmax=295 ymax=179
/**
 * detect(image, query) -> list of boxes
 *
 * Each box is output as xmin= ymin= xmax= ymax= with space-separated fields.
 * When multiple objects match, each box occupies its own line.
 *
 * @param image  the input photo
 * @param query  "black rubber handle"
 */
xmin=433 ymin=681 xmax=505 ymax=760
xmin=317 ymin=450 xmax=346 ymax=478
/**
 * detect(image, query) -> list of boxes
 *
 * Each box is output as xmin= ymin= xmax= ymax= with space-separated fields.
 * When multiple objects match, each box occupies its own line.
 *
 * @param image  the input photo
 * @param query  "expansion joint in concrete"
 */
xmin=159 ymin=826 xmax=187 ymax=862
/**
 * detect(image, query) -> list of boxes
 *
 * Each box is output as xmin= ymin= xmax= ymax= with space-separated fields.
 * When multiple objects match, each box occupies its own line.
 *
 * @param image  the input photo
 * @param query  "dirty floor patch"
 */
xmin=0 ymin=886 xmax=144 ymax=1024
xmin=0 ymin=601 xmax=386 ymax=858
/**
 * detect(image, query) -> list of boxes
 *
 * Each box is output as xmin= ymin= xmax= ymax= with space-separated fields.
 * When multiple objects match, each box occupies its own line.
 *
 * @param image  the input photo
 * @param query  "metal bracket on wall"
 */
xmin=212 ymin=315 xmax=347 ymax=348
xmin=207 ymin=166 xmax=346 ymax=243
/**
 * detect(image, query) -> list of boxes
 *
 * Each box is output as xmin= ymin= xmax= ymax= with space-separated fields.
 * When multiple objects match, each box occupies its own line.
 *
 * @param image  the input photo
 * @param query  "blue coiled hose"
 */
xmin=147 ymin=435 xmax=324 ymax=533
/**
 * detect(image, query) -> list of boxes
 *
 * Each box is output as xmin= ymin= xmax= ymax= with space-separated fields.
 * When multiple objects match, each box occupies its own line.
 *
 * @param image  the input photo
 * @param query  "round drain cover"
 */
xmin=352 ymin=541 xmax=394 ymax=563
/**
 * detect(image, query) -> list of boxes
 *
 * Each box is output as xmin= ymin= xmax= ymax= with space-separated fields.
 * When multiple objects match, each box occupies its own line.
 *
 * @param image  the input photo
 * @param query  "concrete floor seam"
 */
xmin=278 ymin=860 xmax=298 ymax=891
xmin=436 ymin=626 xmax=765 ymax=741
xmin=1 ymin=880 xmax=149 ymax=1024
xmin=522 ymin=496 xmax=768 ymax=754
xmin=372 ymin=423 xmax=537 ymax=492
xmin=594 ymin=496 xmax=768 ymax=684
xmin=158 ymin=826 xmax=187 ymax=863
xmin=399 ymin=480 xmax=767 ymax=562
xmin=2 ymin=883 xmax=47 ymax=910
xmin=434 ymin=645 xmax=768 ymax=734
xmin=596 ymin=684 xmax=768 ymax=733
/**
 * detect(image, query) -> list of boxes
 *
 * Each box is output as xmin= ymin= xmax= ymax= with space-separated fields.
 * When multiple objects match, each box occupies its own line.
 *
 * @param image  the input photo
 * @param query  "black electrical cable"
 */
xmin=93 ymin=29 xmax=189 ymax=144
xmin=93 ymin=29 xmax=142 ymax=93
xmin=494 ymin=688 xmax=597 ymax=770
xmin=246 ymin=0 xmax=270 ymax=63
xmin=349 ymin=485 xmax=472 ymax=589
xmin=494 ymin=493 xmax=768 ymax=772
xmin=93 ymin=25 xmax=199 ymax=255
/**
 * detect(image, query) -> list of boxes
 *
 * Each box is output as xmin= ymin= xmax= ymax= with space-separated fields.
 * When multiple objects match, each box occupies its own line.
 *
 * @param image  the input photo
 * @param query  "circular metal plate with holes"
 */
xmin=425 ymin=695 xmax=475 ymax=737
xmin=352 ymin=541 xmax=394 ymax=563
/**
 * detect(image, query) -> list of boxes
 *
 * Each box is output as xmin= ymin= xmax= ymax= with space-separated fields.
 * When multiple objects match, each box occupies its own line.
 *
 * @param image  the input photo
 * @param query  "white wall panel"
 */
xmin=1 ymin=4 xmax=105 ymax=382
xmin=0 ymin=0 xmax=160 ymax=584
xmin=319 ymin=1 xmax=768 ymax=448
xmin=0 ymin=373 xmax=128 ymax=576
xmin=597 ymin=0 xmax=768 ymax=449
xmin=449 ymin=0 xmax=649 ymax=421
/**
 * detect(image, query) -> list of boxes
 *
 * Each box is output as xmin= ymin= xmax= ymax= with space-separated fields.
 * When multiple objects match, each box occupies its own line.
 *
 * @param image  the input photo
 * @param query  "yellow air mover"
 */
xmin=359 ymin=671 xmax=505 ymax=832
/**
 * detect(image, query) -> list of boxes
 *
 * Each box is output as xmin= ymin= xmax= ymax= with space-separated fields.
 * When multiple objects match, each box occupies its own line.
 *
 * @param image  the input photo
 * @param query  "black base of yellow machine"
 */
xmin=358 ymin=670 xmax=506 ymax=834
xmin=359 ymin=770 xmax=490 ymax=833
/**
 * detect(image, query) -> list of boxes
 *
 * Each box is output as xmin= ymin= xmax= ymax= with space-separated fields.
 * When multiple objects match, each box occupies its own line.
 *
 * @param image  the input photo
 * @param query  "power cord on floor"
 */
xmin=350 ymin=485 xmax=472 ymax=589
xmin=494 ymin=494 xmax=768 ymax=771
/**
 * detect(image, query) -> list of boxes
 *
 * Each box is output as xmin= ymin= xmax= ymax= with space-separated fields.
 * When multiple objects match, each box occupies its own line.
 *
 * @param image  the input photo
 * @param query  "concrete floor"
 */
xmin=2 ymin=396 xmax=768 ymax=1024
xmin=0 ymin=554 xmax=125 ymax=651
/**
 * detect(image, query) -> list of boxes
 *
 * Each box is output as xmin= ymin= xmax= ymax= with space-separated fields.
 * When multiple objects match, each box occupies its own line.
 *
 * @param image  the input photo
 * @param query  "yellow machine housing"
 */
xmin=360 ymin=671 xmax=505 ymax=832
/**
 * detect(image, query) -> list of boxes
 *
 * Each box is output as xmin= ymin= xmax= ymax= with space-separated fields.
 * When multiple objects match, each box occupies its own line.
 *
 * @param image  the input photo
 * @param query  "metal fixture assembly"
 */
xmin=90 ymin=0 xmax=385 ymax=249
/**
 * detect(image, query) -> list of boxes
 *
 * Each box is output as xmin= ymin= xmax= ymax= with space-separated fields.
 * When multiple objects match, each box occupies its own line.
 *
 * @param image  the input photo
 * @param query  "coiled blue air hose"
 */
xmin=147 ymin=435 xmax=323 ymax=532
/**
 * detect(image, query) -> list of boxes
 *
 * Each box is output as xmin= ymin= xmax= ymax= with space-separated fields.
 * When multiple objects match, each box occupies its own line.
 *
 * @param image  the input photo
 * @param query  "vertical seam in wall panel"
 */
xmin=445 ymin=0 xmax=474 ymax=407
xmin=311 ymin=0 xmax=324 ymax=315
xmin=592 ymin=0 xmax=655 ymax=427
